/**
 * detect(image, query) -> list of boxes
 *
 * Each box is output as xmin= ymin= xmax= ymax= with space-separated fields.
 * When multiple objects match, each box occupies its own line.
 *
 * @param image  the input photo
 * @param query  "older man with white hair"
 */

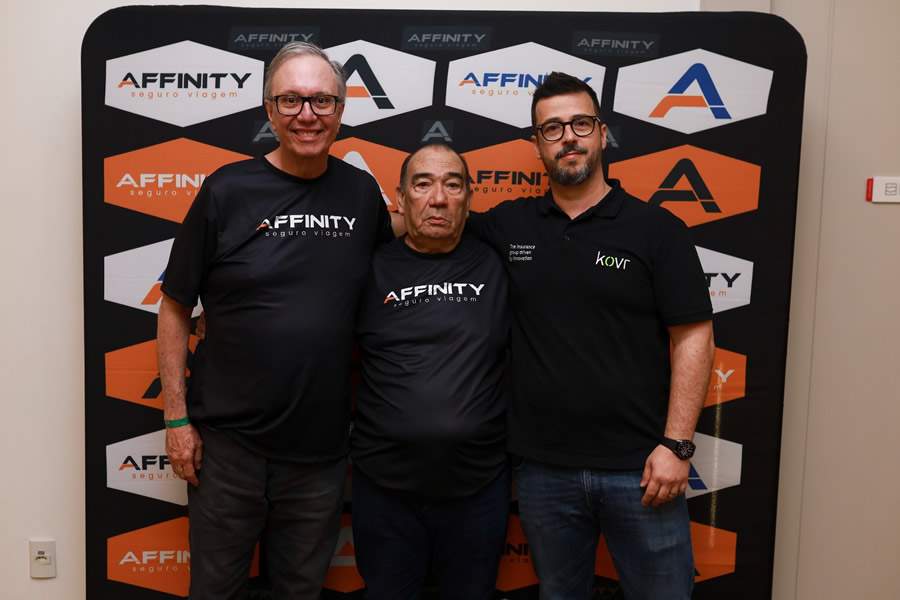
xmin=157 ymin=42 xmax=393 ymax=599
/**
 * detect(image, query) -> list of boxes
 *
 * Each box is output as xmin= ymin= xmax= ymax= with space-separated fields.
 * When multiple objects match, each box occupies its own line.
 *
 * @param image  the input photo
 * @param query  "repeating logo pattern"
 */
xmin=104 ymin=138 xmax=250 ymax=223
xmin=106 ymin=430 xmax=187 ymax=505
xmin=462 ymin=140 xmax=549 ymax=211
xmin=330 ymin=138 xmax=408 ymax=209
xmin=105 ymin=336 xmax=199 ymax=410
xmin=614 ymin=49 xmax=773 ymax=133
xmin=609 ymin=145 xmax=761 ymax=226
xmin=687 ymin=432 xmax=743 ymax=499
xmin=326 ymin=40 xmax=436 ymax=126
xmin=696 ymin=246 xmax=754 ymax=314
xmin=105 ymin=41 xmax=264 ymax=127
xmin=86 ymin=10 xmax=803 ymax=599
xmin=104 ymin=239 xmax=203 ymax=316
xmin=446 ymin=42 xmax=606 ymax=128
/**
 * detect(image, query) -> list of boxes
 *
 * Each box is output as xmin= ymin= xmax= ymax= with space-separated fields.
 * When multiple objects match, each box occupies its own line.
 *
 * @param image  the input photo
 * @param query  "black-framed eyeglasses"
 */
xmin=268 ymin=94 xmax=343 ymax=116
xmin=535 ymin=116 xmax=602 ymax=142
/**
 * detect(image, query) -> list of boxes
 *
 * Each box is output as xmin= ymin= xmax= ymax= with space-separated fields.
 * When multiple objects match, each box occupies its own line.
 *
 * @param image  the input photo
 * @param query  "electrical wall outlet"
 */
xmin=29 ymin=538 xmax=57 ymax=579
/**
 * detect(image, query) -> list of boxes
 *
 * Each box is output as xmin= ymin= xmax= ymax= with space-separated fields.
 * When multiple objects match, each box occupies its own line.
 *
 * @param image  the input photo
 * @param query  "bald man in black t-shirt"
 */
xmin=350 ymin=143 xmax=511 ymax=600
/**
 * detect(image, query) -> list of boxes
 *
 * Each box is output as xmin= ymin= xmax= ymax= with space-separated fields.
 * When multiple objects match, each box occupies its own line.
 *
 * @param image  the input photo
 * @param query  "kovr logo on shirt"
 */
xmin=595 ymin=253 xmax=631 ymax=270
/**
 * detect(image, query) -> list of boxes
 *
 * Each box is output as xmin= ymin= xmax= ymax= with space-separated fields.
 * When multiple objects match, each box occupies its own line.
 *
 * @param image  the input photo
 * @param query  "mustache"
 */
xmin=555 ymin=143 xmax=587 ymax=160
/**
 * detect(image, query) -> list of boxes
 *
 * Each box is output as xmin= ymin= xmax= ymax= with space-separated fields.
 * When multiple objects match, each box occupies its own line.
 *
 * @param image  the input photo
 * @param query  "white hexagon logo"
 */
xmin=104 ymin=239 xmax=202 ymax=317
xmin=614 ymin=49 xmax=773 ymax=134
xmin=106 ymin=40 xmax=264 ymax=127
xmin=686 ymin=432 xmax=743 ymax=499
xmin=446 ymin=42 xmax=606 ymax=128
xmin=106 ymin=429 xmax=187 ymax=505
xmin=326 ymin=40 xmax=435 ymax=126
xmin=696 ymin=246 xmax=754 ymax=314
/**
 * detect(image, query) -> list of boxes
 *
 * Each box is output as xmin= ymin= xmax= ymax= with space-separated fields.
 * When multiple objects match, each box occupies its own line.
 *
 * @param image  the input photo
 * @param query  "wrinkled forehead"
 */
xmin=407 ymin=147 xmax=466 ymax=181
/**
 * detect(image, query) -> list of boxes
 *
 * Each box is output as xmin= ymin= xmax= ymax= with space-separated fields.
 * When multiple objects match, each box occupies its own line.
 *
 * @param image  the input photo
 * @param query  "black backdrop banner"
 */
xmin=83 ymin=7 xmax=805 ymax=599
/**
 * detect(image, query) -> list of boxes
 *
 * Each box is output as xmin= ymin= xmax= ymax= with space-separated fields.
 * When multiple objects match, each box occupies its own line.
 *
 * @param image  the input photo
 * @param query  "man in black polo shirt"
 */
xmin=156 ymin=42 xmax=393 ymax=599
xmin=351 ymin=143 xmax=510 ymax=600
xmin=467 ymin=72 xmax=715 ymax=600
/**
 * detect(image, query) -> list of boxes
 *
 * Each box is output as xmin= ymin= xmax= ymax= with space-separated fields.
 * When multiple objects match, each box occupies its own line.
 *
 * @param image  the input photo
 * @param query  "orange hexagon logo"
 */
xmin=107 ymin=517 xmax=259 ymax=597
xmin=707 ymin=347 xmax=748 ymax=407
xmin=322 ymin=514 xmax=366 ymax=593
xmin=495 ymin=515 xmax=539 ymax=592
xmin=331 ymin=138 xmax=409 ymax=211
xmin=105 ymin=336 xmax=199 ymax=411
xmin=463 ymin=139 xmax=548 ymax=212
xmin=104 ymin=138 xmax=250 ymax=223
xmin=608 ymin=145 xmax=760 ymax=226
xmin=595 ymin=521 xmax=737 ymax=583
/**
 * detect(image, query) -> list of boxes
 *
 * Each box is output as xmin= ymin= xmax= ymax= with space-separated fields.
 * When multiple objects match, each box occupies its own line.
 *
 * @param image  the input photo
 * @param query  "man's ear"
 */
xmin=600 ymin=123 xmax=608 ymax=150
xmin=395 ymin=187 xmax=406 ymax=215
xmin=530 ymin=133 xmax=541 ymax=158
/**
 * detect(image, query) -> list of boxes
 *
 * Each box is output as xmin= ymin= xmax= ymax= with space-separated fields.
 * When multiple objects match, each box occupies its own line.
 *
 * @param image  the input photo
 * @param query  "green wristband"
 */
xmin=164 ymin=417 xmax=191 ymax=429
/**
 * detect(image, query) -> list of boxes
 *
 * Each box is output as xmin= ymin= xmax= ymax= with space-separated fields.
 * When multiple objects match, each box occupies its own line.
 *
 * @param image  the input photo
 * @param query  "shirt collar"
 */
xmin=538 ymin=179 xmax=625 ymax=220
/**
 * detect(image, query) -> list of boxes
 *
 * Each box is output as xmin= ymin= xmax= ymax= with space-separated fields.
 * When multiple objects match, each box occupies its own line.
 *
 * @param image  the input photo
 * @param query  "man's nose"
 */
xmin=428 ymin=185 xmax=449 ymax=206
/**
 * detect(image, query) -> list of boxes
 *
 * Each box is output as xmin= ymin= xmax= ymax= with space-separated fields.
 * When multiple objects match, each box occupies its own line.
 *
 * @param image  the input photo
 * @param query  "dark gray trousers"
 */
xmin=188 ymin=426 xmax=346 ymax=600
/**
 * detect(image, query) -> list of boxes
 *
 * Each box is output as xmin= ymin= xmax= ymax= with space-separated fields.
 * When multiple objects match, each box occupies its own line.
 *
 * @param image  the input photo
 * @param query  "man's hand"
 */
xmin=166 ymin=424 xmax=203 ymax=487
xmin=639 ymin=445 xmax=690 ymax=507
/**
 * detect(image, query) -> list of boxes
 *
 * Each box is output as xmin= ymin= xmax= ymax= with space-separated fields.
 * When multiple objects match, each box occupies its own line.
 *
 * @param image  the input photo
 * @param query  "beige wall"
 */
xmin=3 ymin=0 xmax=898 ymax=598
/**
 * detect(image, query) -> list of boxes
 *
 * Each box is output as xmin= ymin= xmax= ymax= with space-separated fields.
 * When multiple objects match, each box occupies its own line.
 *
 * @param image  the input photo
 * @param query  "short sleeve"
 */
xmin=372 ymin=181 xmax=394 ymax=245
xmin=651 ymin=212 xmax=713 ymax=325
xmin=465 ymin=210 xmax=505 ymax=255
xmin=160 ymin=183 xmax=218 ymax=307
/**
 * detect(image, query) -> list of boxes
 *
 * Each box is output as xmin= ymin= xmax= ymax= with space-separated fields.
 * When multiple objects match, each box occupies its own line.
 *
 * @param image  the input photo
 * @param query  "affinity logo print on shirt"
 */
xmin=257 ymin=214 xmax=357 ymax=239
xmin=383 ymin=281 xmax=486 ymax=308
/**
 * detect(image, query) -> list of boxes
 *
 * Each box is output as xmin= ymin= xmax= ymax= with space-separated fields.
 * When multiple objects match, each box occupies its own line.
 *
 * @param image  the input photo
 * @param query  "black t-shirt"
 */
xmin=467 ymin=182 xmax=712 ymax=470
xmin=351 ymin=235 xmax=510 ymax=498
xmin=161 ymin=156 xmax=393 ymax=462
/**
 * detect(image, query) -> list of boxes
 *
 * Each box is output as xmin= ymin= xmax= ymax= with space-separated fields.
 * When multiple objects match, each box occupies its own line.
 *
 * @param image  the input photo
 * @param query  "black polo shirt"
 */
xmin=161 ymin=156 xmax=392 ymax=462
xmin=351 ymin=236 xmax=509 ymax=498
xmin=467 ymin=181 xmax=711 ymax=470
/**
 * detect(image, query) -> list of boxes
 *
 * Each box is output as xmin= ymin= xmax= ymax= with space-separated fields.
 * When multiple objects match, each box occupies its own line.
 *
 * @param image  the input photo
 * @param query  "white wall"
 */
xmin=3 ymin=1 xmax=898 ymax=598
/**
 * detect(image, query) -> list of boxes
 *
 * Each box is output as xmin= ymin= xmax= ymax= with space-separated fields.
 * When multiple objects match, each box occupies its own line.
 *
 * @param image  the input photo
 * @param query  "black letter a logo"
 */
xmin=342 ymin=55 xmax=395 ymax=109
xmin=649 ymin=159 xmax=721 ymax=213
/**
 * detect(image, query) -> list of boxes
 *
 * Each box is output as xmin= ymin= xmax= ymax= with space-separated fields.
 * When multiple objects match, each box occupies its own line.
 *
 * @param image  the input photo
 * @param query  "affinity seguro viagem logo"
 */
xmin=104 ymin=138 xmax=249 ymax=223
xmin=106 ymin=40 xmax=264 ymax=127
xmin=446 ymin=42 xmax=605 ymax=128
xmin=106 ymin=430 xmax=187 ymax=505
xmin=614 ymin=49 xmax=773 ymax=134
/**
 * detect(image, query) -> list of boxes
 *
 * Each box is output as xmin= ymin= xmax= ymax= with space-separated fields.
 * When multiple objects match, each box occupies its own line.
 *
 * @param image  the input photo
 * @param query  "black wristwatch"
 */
xmin=660 ymin=437 xmax=696 ymax=460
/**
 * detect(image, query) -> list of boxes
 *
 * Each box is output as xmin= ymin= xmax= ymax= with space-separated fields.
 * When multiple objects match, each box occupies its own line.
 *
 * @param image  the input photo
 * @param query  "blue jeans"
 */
xmin=516 ymin=459 xmax=693 ymax=600
xmin=352 ymin=467 xmax=510 ymax=600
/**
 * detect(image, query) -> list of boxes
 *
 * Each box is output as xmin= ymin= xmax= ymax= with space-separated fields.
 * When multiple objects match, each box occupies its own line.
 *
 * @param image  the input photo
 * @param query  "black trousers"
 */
xmin=351 ymin=466 xmax=510 ymax=600
xmin=188 ymin=426 xmax=346 ymax=600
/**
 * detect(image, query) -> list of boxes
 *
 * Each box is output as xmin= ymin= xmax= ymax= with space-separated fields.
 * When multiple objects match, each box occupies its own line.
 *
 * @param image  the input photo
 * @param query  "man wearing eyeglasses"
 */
xmin=466 ymin=72 xmax=715 ymax=600
xmin=157 ymin=42 xmax=393 ymax=599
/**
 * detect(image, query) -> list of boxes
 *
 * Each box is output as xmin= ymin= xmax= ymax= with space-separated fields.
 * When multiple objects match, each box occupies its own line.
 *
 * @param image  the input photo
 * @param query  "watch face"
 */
xmin=676 ymin=440 xmax=696 ymax=459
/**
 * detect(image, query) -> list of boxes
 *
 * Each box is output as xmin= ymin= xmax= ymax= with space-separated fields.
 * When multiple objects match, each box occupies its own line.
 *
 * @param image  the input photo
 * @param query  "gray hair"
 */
xmin=263 ymin=42 xmax=347 ymax=100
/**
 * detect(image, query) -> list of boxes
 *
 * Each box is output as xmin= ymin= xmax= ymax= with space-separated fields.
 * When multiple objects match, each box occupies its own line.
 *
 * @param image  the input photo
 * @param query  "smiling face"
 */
xmin=532 ymin=91 xmax=607 ymax=187
xmin=397 ymin=145 xmax=471 ymax=253
xmin=264 ymin=54 xmax=344 ymax=163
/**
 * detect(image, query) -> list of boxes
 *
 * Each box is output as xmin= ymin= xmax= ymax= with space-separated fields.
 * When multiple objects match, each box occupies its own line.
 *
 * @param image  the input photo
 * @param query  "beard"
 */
xmin=543 ymin=142 xmax=602 ymax=186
